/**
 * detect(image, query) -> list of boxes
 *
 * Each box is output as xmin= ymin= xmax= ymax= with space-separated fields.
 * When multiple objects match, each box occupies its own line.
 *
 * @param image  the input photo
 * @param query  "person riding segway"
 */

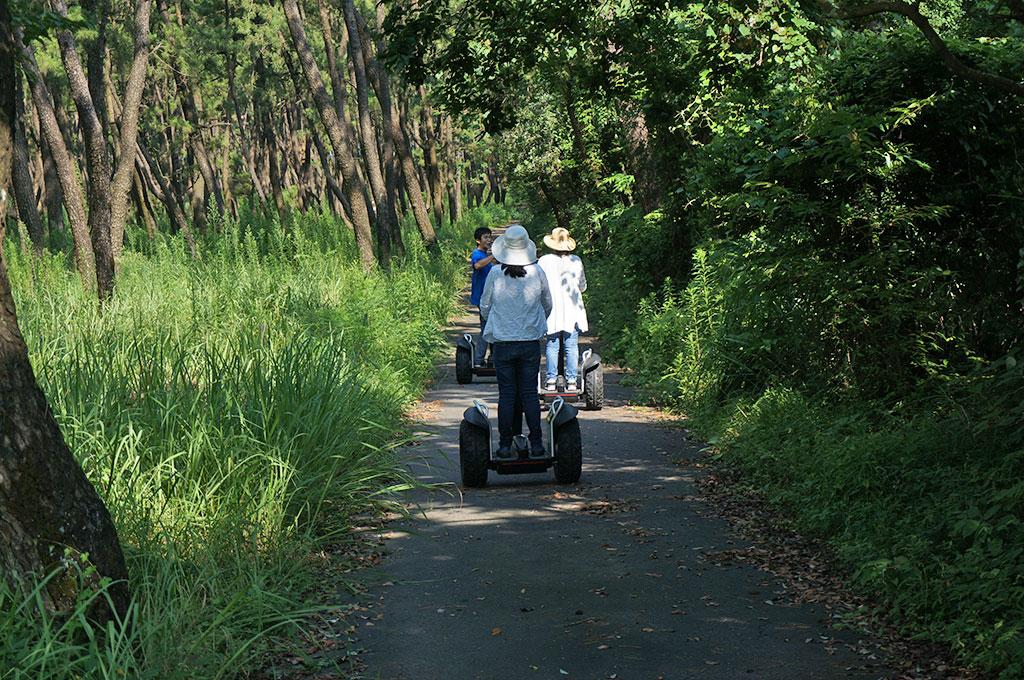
xmin=458 ymin=224 xmax=584 ymax=486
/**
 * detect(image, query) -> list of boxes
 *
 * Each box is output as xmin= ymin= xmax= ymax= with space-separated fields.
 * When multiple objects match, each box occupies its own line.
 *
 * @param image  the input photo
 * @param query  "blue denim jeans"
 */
xmin=492 ymin=340 xmax=543 ymax=449
xmin=475 ymin=311 xmax=489 ymax=364
xmin=545 ymin=328 xmax=580 ymax=381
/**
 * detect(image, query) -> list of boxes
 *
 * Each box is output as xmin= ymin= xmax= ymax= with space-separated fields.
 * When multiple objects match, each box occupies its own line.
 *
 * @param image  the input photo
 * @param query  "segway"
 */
xmin=455 ymin=333 xmax=495 ymax=384
xmin=458 ymin=397 xmax=583 ymax=487
xmin=538 ymin=337 xmax=604 ymax=410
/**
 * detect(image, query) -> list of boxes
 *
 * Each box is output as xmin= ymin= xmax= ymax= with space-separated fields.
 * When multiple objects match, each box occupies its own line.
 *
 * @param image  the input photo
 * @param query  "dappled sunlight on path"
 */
xmin=355 ymin=312 xmax=892 ymax=679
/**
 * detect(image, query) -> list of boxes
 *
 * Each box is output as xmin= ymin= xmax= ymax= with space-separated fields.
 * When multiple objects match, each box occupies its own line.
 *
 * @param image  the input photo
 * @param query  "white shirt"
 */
xmin=480 ymin=264 xmax=553 ymax=342
xmin=538 ymin=253 xmax=588 ymax=335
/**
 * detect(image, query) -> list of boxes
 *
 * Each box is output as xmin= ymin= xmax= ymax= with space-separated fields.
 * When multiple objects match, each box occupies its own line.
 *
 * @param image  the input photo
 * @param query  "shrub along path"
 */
xmin=356 ymin=313 xmax=892 ymax=679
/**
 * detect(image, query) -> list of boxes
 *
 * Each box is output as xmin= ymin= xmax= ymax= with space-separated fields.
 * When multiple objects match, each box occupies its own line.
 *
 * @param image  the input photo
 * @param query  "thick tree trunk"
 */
xmin=342 ymin=0 xmax=392 ymax=265
xmin=0 ymin=4 xmax=130 ymax=622
xmin=282 ymin=0 xmax=376 ymax=271
xmin=18 ymin=37 xmax=95 ymax=288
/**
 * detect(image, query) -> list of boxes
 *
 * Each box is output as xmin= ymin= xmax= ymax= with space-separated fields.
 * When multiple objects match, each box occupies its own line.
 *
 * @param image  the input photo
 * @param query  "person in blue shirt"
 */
xmin=470 ymin=227 xmax=495 ymax=366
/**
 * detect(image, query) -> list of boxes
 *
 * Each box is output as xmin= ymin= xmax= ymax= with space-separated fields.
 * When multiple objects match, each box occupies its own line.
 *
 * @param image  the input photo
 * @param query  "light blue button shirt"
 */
xmin=480 ymin=264 xmax=553 ymax=342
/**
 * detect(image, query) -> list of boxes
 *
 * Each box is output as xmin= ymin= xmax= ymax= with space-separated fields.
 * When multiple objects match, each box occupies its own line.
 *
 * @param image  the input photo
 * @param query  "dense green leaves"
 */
xmin=391 ymin=0 xmax=1024 ymax=673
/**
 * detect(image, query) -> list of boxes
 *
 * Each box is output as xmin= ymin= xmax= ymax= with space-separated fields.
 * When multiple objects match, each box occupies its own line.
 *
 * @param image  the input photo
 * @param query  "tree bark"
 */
xmin=383 ymin=125 xmax=405 ymax=256
xmin=12 ymin=77 xmax=44 ymax=254
xmin=108 ymin=0 xmax=153 ymax=259
xmin=418 ymin=86 xmax=444 ymax=225
xmin=51 ymin=0 xmax=116 ymax=300
xmin=131 ymin=166 xmax=157 ymax=239
xmin=136 ymin=139 xmax=197 ymax=257
xmin=358 ymin=7 xmax=437 ymax=253
xmin=441 ymin=115 xmax=461 ymax=226
xmin=282 ymin=0 xmax=376 ymax=271
xmin=0 ymin=2 xmax=130 ymax=623
xmin=17 ymin=36 xmax=95 ymax=288
xmin=31 ymin=96 xmax=64 ymax=239
xmin=342 ymin=0 xmax=393 ymax=265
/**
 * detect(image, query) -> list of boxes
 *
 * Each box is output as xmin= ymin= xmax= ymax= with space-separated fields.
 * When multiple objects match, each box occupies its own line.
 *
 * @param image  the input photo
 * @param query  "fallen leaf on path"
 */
xmin=491 ymin=627 xmax=502 ymax=636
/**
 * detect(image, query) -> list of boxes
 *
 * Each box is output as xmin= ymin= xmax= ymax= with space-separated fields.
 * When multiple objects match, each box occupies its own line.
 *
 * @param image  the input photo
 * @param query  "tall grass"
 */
xmin=1 ymin=203 xmax=510 ymax=678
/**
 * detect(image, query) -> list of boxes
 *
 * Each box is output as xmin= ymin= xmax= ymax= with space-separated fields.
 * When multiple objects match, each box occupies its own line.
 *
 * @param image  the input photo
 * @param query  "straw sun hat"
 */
xmin=543 ymin=227 xmax=577 ymax=252
xmin=491 ymin=224 xmax=537 ymax=266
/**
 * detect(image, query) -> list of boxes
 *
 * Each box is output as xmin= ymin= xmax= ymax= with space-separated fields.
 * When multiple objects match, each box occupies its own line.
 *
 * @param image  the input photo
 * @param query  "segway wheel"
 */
xmin=459 ymin=421 xmax=489 ymax=487
xmin=553 ymin=418 xmax=582 ymax=484
xmin=583 ymin=367 xmax=604 ymax=410
xmin=455 ymin=345 xmax=474 ymax=384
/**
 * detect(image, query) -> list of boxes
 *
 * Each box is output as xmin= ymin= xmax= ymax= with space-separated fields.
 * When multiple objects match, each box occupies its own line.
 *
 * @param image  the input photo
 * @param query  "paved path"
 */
xmin=357 ymin=315 xmax=888 ymax=680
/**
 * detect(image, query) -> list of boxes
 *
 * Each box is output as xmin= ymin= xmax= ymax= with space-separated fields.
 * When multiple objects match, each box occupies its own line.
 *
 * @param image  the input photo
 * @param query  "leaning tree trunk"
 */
xmin=108 ymin=0 xmax=153 ymax=259
xmin=282 ymin=0 xmax=376 ymax=271
xmin=0 ymin=2 xmax=130 ymax=623
xmin=17 ymin=36 xmax=95 ymax=288
xmin=52 ymin=0 xmax=116 ymax=300
xmin=342 ymin=0 xmax=393 ymax=265
xmin=12 ymin=77 xmax=44 ymax=254
xmin=358 ymin=7 xmax=437 ymax=253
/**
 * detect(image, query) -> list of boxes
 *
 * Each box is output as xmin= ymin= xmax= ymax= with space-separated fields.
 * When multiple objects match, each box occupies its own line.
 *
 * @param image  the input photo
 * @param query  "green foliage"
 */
xmin=399 ymin=0 xmax=1024 ymax=673
xmin=0 ymin=207 xmax=501 ymax=677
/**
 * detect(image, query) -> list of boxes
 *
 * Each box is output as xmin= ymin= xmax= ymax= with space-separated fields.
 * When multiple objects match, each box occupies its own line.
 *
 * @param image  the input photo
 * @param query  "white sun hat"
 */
xmin=491 ymin=224 xmax=537 ymax=266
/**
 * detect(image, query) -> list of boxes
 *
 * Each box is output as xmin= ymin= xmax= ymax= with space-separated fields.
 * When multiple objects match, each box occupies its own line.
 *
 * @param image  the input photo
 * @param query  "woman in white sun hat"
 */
xmin=538 ymin=227 xmax=588 ymax=391
xmin=479 ymin=224 xmax=552 ymax=458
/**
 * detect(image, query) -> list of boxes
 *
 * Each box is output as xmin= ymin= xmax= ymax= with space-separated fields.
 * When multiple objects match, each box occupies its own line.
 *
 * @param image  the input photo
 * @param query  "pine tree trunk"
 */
xmin=108 ymin=0 xmax=153 ymax=258
xmin=131 ymin=167 xmax=157 ymax=239
xmin=417 ymin=87 xmax=445 ymax=226
xmin=441 ymin=115 xmax=461 ymax=225
xmin=0 ymin=4 xmax=130 ymax=622
xmin=12 ymin=77 xmax=44 ymax=254
xmin=342 ymin=0 xmax=393 ymax=265
xmin=37 ymin=110 xmax=65 ymax=238
xmin=358 ymin=7 xmax=438 ymax=253
xmin=282 ymin=0 xmax=376 ymax=271
xmin=52 ymin=0 xmax=116 ymax=300
xmin=17 ymin=36 xmax=95 ymax=288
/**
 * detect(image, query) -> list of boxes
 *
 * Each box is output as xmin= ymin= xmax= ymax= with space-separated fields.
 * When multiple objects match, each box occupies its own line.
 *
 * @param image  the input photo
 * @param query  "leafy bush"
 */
xmin=581 ymin=23 xmax=1024 ymax=676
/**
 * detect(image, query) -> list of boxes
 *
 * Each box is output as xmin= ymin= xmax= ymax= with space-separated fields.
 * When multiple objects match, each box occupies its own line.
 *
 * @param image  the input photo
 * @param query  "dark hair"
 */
xmin=501 ymin=264 xmax=527 ymax=278
xmin=474 ymin=227 xmax=492 ymax=241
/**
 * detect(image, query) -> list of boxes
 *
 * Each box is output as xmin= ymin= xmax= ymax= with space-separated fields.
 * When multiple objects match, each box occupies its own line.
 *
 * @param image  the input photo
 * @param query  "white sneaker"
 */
xmin=567 ymin=380 xmax=578 ymax=391
xmin=545 ymin=378 xmax=557 ymax=391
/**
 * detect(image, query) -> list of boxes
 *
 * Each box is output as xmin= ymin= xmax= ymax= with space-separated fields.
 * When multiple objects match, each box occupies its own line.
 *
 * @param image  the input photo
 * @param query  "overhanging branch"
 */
xmin=835 ymin=1 xmax=1024 ymax=97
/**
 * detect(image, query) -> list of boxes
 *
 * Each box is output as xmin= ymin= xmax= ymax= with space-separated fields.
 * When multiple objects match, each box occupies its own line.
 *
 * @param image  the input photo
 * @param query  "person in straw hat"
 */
xmin=538 ymin=227 xmax=588 ymax=391
xmin=480 ymin=224 xmax=553 ymax=458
